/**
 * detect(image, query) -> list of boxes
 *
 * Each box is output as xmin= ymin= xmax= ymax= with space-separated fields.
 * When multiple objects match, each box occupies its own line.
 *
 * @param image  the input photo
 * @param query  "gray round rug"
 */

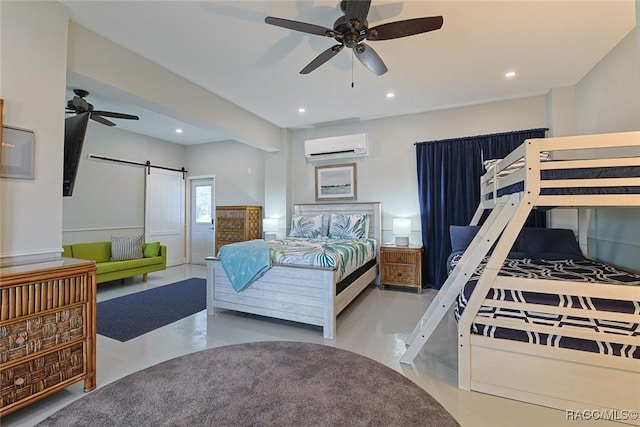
xmin=38 ymin=341 xmax=459 ymax=426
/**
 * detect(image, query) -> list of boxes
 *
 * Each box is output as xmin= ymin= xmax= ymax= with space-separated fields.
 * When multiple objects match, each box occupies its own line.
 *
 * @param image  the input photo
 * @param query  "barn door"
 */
xmin=145 ymin=168 xmax=185 ymax=267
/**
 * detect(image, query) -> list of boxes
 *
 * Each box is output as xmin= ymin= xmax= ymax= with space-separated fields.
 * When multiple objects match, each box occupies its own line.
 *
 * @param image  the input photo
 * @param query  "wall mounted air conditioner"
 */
xmin=304 ymin=133 xmax=369 ymax=162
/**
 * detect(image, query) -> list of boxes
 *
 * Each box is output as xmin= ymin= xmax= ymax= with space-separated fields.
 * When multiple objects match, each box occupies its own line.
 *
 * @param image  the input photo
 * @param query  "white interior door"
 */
xmin=189 ymin=178 xmax=215 ymax=264
xmin=145 ymin=168 xmax=185 ymax=267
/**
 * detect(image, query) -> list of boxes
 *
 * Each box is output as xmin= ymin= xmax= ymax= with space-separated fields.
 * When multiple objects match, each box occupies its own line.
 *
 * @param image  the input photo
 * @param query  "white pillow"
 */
xmin=328 ymin=213 xmax=369 ymax=240
xmin=289 ymin=215 xmax=323 ymax=238
xmin=111 ymin=234 xmax=144 ymax=261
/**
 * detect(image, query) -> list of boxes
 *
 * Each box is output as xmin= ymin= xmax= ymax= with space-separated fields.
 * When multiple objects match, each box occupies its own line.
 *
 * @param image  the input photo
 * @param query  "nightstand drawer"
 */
xmin=381 ymin=264 xmax=417 ymax=285
xmin=381 ymin=251 xmax=418 ymax=265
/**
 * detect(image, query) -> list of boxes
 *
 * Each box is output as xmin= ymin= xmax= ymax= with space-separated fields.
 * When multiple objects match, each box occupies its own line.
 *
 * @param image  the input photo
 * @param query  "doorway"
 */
xmin=189 ymin=177 xmax=215 ymax=265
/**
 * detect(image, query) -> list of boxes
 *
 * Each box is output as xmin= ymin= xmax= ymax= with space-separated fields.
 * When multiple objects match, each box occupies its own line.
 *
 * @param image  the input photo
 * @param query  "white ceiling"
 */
xmin=62 ymin=0 xmax=637 ymax=145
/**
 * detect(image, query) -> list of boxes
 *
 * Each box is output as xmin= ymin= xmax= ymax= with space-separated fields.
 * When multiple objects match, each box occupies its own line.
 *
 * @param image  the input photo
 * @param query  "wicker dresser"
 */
xmin=0 ymin=258 xmax=97 ymax=416
xmin=215 ymin=205 xmax=263 ymax=254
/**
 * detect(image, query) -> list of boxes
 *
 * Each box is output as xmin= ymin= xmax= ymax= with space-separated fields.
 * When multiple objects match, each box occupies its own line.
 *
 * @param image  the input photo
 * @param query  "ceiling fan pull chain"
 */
xmin=351 ymin=50 xmax=355 ymax=88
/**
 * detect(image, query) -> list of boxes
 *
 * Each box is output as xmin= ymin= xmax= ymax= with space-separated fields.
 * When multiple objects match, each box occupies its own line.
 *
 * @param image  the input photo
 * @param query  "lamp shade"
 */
xmin=262 ymin=218 xmax=278 ymax=233
xmin=392 ymin=218 xmax=412 ymax=236
xmin=393 ymin=218 xmax=411 ymax=246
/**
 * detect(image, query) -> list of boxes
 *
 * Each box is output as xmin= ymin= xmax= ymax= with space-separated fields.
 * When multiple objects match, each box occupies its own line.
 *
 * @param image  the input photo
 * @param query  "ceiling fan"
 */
xmin=265 ymin=0 xmax=443 ymax=76
xmin=65 ymin=89 xmax=139 ymax=127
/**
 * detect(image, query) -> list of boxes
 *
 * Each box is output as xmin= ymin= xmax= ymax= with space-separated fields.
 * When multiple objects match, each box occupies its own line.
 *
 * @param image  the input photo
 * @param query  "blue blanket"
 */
xmin=218 ymin=239 xmax=272 ymax=292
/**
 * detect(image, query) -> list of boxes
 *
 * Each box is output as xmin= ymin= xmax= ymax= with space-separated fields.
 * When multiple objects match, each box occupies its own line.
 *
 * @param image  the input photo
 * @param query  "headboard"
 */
xmin=293 ymin=202 xmax=382 ymax=244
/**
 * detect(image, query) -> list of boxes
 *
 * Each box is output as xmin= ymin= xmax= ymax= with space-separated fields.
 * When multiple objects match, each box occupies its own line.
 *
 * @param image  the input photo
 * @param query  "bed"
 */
xmin=401 ymin=131 xmax=640 ymax=424
xmin=205 ymin=202 xmax=381 ymax=339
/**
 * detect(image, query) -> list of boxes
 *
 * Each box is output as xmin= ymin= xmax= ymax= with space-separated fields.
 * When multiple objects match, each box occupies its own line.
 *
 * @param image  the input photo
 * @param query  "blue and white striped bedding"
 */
xmin=451 ymin=252 xmax=640 ymax=359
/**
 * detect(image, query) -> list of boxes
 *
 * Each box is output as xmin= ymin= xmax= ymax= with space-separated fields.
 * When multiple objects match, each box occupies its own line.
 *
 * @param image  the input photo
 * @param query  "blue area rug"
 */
xmin=97 ymin=278 xmax=206 ymax=342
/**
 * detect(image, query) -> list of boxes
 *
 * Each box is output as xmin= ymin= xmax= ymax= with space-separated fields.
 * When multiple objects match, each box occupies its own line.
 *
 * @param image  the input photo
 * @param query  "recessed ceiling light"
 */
xmin=505 ymin=71 xmax=516 ymax=78
xmin=386 ymin=92 xmax=395 ymax=98
xmin=298 ymin=107 xmax=306 ymax=113
xmin=175 ymin=128 xmax=183 ymax=134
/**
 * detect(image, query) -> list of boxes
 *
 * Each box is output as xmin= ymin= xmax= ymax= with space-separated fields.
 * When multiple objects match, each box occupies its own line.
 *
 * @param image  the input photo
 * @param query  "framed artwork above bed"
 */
xmin=315 ymin=163 xmax=357 ymax=201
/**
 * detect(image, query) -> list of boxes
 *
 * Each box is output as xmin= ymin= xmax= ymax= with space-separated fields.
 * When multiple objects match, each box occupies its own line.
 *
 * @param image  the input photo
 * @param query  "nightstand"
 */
xmin=380 ymin=245 xmax=423 ymax=294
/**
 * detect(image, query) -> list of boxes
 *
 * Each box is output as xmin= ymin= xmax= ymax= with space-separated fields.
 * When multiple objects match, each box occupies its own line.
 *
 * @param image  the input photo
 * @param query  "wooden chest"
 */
xmin=0 ymin=258 xmax=97 ymax=416
xmin=215 ymin=205 xmax=262 ymax=254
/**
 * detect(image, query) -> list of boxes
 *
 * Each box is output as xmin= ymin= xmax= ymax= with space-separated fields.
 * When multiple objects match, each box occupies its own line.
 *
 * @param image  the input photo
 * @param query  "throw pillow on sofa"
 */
xmin=143 ymin=241 xmax=161 ymax=258
xmin=111 ymin=235 xmax=144 ymax=261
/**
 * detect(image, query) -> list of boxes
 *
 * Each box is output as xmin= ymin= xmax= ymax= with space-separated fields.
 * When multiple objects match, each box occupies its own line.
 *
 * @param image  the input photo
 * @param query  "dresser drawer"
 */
xmin=216 ymin=230 xmax=245 ymax=242
xmin=217 ymin=218 xmax=245 ymax=231
xmin=216 ymin=210 xmax=246 ymax=220
xmin=1 ymin=307 xmax=85 ymax=364
xmin=0 ymin=341 xmax=85 ymax=410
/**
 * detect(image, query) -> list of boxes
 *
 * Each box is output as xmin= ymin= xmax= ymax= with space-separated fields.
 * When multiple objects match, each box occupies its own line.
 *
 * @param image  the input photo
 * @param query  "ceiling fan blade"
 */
xmin=90 ymin=113 xmax=116 ymax=127
xmin=300 ymin=44 xmax=344 ymax=74
xmin=367 ymin=16 xmax=443 ymax=41
xmin=344 ymin=0 xmax=371 ymax=29
xmin=265 ymin=16 xmax=334 ymax=37
xmin=353 ymin=43 xmax=387 ymax=76
xmin=93 ymin=110 xmax=140 ymax=120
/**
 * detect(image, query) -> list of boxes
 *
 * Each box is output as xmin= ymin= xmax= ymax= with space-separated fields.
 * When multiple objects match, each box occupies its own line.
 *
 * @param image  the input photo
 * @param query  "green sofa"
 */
xmin=62 ymin=241 xmax=167 ymax=284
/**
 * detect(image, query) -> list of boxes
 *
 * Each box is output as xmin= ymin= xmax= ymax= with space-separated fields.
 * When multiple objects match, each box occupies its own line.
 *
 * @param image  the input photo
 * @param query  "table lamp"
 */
xmin=392 ymin=218 xmax=411 ymax=246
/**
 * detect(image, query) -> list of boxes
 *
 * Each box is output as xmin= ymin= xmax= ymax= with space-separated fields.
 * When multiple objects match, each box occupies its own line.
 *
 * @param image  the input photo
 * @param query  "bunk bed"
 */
xmin=401 ymin=131 xmax=640 ymax=424
xmin=205 ymin=202 xmax=381 ymax=339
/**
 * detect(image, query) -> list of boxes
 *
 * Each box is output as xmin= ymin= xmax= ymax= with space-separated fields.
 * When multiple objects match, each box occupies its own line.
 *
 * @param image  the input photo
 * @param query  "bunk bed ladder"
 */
xmin=400 ymin=192 xmax=522 ymax=364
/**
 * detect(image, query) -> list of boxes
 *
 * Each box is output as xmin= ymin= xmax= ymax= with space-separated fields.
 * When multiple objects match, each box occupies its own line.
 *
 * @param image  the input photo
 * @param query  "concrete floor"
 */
xmin=2 ymin=264 xmax=618 ymax=426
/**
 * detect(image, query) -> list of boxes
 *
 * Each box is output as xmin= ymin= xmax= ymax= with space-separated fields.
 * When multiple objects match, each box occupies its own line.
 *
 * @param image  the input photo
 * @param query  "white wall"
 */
xmin=62 ymin=122 xmax=186 ymax=243
xmin=576 ymin=30 xmax=640 ymax=134
xmin=574 ymin=28 xmax=640 ymax=272
xmin=290 ymin=96 xmax=547 ymax=244
xmin=263 ymin=129 xmax=291 ymax=238
xmin=0 ymin=1 xmax=69 ymax=265
xmin=186 ymin=140 xmax=265 ymax=207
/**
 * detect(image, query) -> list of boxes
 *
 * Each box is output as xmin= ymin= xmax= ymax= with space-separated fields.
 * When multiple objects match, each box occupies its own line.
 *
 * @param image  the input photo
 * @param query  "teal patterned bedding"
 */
xmin=268 ymin=237 xmax=377 ymax=282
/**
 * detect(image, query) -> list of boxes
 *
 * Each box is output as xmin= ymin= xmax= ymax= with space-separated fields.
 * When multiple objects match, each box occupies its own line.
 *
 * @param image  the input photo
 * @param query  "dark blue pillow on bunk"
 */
xmin=450 ymin=225 xmax=481 ymax=252
xmin=515 ymin=228 xmax=584 ymax=259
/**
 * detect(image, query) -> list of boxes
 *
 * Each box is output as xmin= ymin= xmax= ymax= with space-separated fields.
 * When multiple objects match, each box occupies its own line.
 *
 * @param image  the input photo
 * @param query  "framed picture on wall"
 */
xmin=1 ymin=125 xmax=35 ymax=180
xmin=315 ymin=163 xmax=357 ymax=201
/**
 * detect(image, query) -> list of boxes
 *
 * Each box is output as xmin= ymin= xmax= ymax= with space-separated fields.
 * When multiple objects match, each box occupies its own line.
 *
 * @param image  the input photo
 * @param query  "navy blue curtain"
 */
xmin=416 ymin=128 xmax=547 ymax=289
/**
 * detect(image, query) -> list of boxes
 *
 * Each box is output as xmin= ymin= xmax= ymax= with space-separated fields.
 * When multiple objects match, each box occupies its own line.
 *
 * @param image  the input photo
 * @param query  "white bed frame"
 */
xmin=206 ymin=202 xmax=381 ymax=339
xmin=401 ymin=131 xmax=640 ymax=425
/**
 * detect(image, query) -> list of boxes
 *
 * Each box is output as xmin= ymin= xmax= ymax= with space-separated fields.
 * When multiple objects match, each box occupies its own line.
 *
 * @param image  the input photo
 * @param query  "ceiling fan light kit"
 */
xmin=65 ymin=89 xmax=140 ymax=127
xmin=265 ymin=0 xmax=443 ymax=76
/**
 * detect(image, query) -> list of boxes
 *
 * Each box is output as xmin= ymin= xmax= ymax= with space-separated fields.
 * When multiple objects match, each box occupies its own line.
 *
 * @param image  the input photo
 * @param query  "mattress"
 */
xmin=451 ymin=252 xmax=640 ymax=359
xmin=268 ymin=237 xmax=377 ymax=283
xmin=484 ymin=165 xmax=640 ymax=199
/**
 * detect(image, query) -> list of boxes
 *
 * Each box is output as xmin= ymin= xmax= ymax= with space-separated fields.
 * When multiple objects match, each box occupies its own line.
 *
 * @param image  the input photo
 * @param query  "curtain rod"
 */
xmin=88 ymin=154 xmax=188 ymax=177
xmin=414 ymin=127 xmax=549 ymax=145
